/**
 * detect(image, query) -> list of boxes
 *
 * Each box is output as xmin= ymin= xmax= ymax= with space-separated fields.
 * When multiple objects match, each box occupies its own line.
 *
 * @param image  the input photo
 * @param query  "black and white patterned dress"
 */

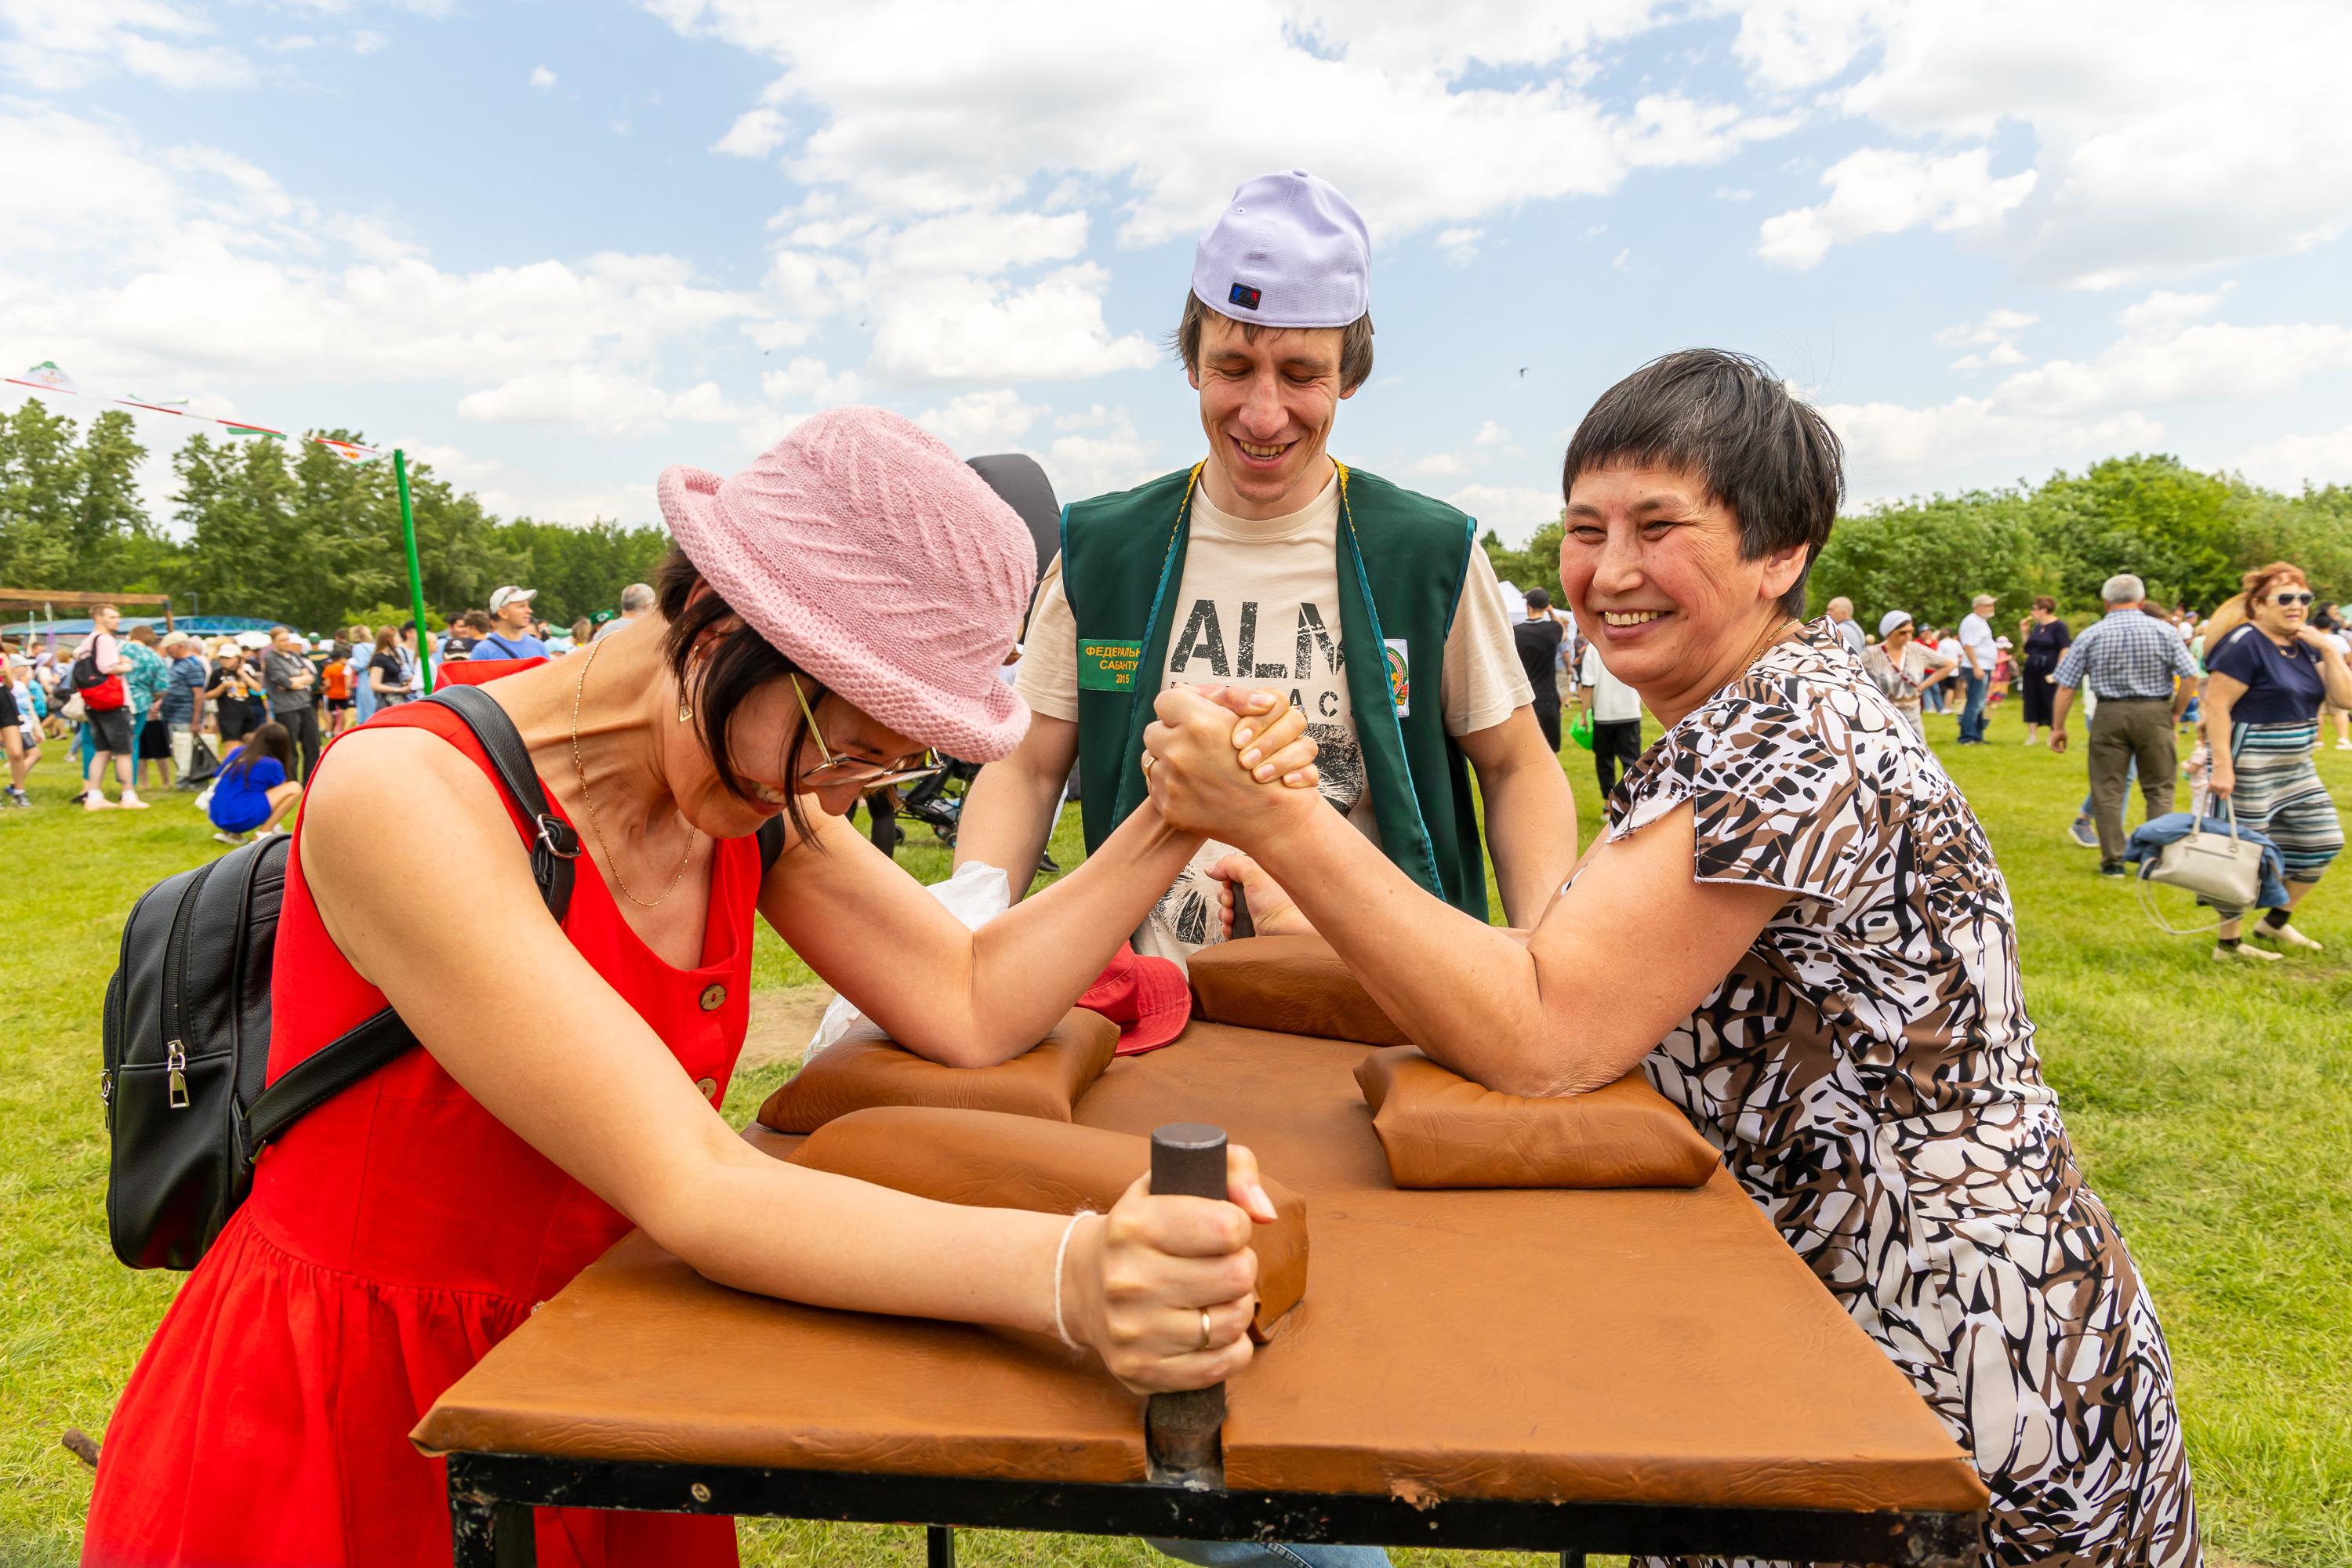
xmin=1610 ymin=622 xmax=2198 ymax=1568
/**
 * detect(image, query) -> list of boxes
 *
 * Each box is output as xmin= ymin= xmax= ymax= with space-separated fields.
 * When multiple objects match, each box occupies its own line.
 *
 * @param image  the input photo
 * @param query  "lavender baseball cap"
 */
xmin=1190 ymin=170 xmax=1370 ymax=329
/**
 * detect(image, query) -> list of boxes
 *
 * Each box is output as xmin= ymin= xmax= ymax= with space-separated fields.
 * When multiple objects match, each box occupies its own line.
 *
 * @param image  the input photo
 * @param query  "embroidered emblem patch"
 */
xmin=1078 ymin=639 xmax=1145 ymax=692
xmin=1384 ymin=638 xmax=1410 ymax=717
xmin=1228 ymin=282 xmax=1262 ymax=311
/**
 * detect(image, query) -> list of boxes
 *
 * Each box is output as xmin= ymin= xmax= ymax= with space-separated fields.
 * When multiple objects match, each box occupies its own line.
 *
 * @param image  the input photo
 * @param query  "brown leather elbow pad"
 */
xmin=1354 ymin=1046 xmax=1722 ymax=1189
xmin=1188 ymin=935 xmax=1412 ymax=1046
xmin=789 ymin=1105 xmax=1308 ymax=1342
xmin=756 ymin=1008 xmax=1117 ymax=1135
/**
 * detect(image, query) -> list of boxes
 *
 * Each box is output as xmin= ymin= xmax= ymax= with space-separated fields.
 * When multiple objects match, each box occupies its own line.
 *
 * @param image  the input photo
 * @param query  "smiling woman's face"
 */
xmin=1559 ymin=462 xmax=1808 ymax=724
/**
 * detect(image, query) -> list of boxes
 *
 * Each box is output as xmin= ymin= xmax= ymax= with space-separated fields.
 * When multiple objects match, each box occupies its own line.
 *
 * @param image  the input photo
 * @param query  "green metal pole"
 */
xmin=394 ymin=448 xmax=434 ymax=695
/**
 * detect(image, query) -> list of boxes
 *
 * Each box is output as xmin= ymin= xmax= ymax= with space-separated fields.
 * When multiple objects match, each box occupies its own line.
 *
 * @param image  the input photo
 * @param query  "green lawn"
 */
xmin=4 ymin=695 xmax=2348 ymax=1566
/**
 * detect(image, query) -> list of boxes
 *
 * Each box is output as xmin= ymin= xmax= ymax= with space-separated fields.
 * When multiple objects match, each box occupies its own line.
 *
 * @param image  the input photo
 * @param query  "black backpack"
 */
xmin=101 ymin=684 xmax=784 ymax=1270
xmin=71 ymin=639 xmax=113 ymax=692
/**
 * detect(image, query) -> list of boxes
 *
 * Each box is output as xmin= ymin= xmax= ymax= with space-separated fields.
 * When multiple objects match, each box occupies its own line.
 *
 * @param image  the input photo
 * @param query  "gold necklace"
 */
xmin=571 ymin=634 xmax=699 ymax=909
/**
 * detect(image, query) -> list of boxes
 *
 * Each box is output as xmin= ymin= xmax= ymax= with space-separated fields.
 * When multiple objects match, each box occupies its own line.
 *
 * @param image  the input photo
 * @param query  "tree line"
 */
xmin=0 ymin=398 xmax=670 ymax=630
xmin=1484 ymin=453 xmax=2352 ymax=626
xmin=7 ymin=397 xmax=2346 ymax=634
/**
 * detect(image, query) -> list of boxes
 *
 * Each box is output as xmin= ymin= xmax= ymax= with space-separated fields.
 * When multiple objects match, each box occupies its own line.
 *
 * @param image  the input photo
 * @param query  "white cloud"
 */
xmin=1045 ymin=406 xmax=1157 ymax=501
xmin=1436 ymin=227 xmax=1483 ymax=266
xmin=2235 ymin=423 xmax=2352 ymax=492
xmin=1935 ymin=307 xmax=2038 ymax=348
xmin=915 ymin=388 xmax=1043 ymax=454
xmin=1826 ymin=395 xmax=2166 ymax=503
xmin=1937 ymin=306 xmax=2037 ymax=370
xmin=0 ymin=0 xmax=252 ymax=90
xmin=1824 ymin=281 xmax=2352 ymax=495
xmin=868 ymin=264 xmax=1156 ymax=383
xmin=1446 ymin=484 xmax=1560 ymax=546
xmin=759 ymin=354 xmax=862 ymax=406
xmin=0 ymin=107 xmax=767 ymax=444
xmin=1473 ymin=419 xmax=1510 ymax=447
xmin=1410 ymin=452 xmax=1467 ymax=477
xmin=1733 ymin=0 xmax=2352 ymax=288
xmin=456 ymin=372 xmax=762 ymax=438
xmin=1758 ymin=147 xmax=2035 ymax=270
xmin=1611 ymin=247 xmax=1632 ymax=271
xmin=652 ymin=0 xmax=1792 ymax=245
xmin=349 ymin=28 xmax=386 ymax=54
xmin=713 ymin=106 xmax=789 ymax=158
xmin=884 ymin=209 xmax=1087 ymax=274
xmin=528 ymin=64 xmax=556 ymax=89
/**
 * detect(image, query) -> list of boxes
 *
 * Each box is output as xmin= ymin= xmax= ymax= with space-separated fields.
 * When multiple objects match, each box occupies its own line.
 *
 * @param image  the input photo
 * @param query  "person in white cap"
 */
xmin=472 ymin=586 xmax=550 ymax=661
xmin=960 ymin=169 xmax=1576 ymax=966
xmin=1860 ymin=610 xmax=1957 ymax=739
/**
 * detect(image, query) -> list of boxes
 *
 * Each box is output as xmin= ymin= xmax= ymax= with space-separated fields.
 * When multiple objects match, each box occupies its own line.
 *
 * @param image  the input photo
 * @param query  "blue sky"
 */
xmin=5 ymin=0 xmax=2352 ymax=546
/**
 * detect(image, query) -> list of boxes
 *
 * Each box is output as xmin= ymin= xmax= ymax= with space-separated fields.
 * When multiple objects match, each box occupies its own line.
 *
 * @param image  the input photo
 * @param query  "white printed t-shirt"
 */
xmin=1018 ymin=467 xmax=1530 ymax=966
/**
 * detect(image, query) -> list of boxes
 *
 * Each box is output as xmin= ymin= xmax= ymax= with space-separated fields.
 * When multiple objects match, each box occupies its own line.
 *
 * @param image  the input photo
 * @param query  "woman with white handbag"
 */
xmin=2200 ymin=561 xmax=2352 ymax=960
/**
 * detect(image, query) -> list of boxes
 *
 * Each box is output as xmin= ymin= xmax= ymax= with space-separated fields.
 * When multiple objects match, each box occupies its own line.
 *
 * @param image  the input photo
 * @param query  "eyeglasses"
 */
xmin=790 ymin=678 xmax=942 ymax=790
xmin=2273 ymin=592 xmax=2315 ymax=607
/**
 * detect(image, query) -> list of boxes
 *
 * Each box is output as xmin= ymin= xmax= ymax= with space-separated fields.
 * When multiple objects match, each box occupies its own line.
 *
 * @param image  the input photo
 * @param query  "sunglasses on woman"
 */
xmin=791 ymin=677 xmax=942 ymax=789
xmin=2273 ymin=591 xmax=2315 ymax=607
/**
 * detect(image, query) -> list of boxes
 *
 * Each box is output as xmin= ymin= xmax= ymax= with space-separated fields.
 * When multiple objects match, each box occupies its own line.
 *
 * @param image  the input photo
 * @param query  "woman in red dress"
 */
xmin=84 ymin=408 xmax=1315 ymax=1568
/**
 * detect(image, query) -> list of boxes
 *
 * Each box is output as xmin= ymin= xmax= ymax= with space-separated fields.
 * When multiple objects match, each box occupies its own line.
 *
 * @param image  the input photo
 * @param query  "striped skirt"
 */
xmin=2229 ymin=720 xmax=2345 ymax=882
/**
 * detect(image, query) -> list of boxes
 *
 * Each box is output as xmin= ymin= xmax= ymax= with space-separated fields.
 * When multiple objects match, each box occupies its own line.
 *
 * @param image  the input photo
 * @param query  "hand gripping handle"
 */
xmin=1145 ymin=1123 xmax=1228 ymax=1486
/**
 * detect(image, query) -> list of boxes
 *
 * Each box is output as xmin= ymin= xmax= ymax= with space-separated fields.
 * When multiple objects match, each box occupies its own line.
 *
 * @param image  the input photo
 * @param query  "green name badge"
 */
xmin=1077 ymin=639 xmax=1145 ymax=692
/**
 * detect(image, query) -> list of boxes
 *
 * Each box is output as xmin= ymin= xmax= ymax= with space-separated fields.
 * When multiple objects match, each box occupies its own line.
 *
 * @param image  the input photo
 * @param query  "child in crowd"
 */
xmin=322 ymin=652 xmax=355 ymax=735
xmin=207 ymin=720 xmax=303 ymax=846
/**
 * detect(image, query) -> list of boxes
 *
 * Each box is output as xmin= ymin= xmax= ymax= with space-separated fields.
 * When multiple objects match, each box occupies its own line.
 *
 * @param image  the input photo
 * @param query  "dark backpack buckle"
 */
xmin=535 ymin=815 xmax=582 ymax=860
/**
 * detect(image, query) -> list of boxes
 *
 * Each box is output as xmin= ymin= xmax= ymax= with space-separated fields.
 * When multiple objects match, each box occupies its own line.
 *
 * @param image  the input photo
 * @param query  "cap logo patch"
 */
xmin=1228 ymin=282 xmax=1262 ymax=311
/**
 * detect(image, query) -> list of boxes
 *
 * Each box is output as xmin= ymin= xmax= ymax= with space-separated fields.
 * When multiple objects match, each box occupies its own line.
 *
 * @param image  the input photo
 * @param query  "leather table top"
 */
xmin=414 ymin=1020 xmax=1987 ymax=1514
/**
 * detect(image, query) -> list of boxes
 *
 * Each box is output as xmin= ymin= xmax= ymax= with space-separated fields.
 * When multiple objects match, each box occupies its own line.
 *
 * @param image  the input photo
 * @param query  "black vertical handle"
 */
xmin=1145 ymin=1123 xmax=1228 ymax=1486
xmin=1228 ymin=881 xmax=1254 ymax=941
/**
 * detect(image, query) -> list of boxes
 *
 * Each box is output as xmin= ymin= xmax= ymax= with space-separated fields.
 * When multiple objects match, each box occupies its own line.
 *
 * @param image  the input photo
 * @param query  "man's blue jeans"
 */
xmin=1155 ymin=1539 xmax=1389 ymax=1568
xmin=1959 ymin=671 xmax=1989 ymax=742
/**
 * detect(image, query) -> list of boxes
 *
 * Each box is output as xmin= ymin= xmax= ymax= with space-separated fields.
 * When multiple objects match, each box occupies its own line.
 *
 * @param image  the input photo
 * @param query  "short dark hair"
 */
xmin=655 ymin=546 xmax=829 ymax=845
xmin=1562 ymin=350 xmax=1844 ymax=615
xmin=1171 ymin=291 xmax=1374 ymax=394
xmin=2032 ymin=595 xmax=2056 ymax=614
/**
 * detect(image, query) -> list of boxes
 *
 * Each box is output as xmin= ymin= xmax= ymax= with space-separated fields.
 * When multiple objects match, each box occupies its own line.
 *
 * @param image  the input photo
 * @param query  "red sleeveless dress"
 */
xmin=85 ymin=700 xmax=754 ymax=1568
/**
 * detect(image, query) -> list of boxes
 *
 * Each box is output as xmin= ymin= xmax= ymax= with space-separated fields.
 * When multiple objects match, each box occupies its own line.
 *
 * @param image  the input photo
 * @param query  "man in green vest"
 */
xmin=959 ymin=169 xmax=1577 ymax=967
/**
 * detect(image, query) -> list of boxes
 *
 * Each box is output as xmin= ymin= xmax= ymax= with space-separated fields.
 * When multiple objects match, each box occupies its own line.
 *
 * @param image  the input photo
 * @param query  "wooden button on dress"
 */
xmin=698 ymin=983 xmax=726 ymax=1011
xmin=695 ymin=1077 xmax=719 ymax=1099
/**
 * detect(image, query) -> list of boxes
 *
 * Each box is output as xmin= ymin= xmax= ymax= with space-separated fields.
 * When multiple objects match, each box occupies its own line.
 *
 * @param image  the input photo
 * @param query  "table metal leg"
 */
xmin=1559 ymin=1553 xmax=1586 ymax=1568
xmin=927 ymin=1525 xmax=957 ymax=1568
xmin=450 ymin=1490 xmax=537 ymax=1568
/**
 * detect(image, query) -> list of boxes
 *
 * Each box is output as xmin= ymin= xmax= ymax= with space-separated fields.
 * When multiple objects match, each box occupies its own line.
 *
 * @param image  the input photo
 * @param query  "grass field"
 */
xmin=4 ymin=695 xmax=2348 ymax=1567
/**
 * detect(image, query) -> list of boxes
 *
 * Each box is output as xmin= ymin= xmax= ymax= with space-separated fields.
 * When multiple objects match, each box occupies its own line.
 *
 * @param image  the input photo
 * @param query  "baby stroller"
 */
xmin=857 ymin=452 xmax=1062 ymax=876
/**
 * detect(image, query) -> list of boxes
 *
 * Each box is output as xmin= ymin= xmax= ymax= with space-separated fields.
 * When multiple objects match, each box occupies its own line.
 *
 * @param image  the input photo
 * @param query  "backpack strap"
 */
xmin=244 ymin=686 xmax=576 ymax=1152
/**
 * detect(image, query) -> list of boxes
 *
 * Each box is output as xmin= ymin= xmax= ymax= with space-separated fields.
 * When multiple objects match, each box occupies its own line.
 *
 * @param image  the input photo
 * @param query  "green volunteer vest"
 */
xmin=1061 ymin=461 xmax=1488 ymax=920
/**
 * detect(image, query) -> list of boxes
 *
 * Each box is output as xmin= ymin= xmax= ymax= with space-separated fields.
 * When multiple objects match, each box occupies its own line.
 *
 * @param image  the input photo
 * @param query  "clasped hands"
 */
xmin=1141 ymin=684 xmax=1323 ymax=845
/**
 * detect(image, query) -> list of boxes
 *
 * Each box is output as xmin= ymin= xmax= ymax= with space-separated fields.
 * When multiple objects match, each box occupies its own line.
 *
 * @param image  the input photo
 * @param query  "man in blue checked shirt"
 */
xmin=2050 ymin=572 xmax=2199 ymax=875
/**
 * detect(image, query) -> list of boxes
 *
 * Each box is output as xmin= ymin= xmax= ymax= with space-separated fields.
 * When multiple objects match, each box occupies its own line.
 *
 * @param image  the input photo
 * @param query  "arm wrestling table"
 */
xmin=415 ymin=1015 xmax=1988 ymax=1566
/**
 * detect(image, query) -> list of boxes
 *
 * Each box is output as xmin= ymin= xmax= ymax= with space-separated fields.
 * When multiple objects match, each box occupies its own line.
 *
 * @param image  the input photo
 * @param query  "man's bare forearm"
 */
xmin=956 ymin=715 xmax=1080 ymax=901
xmin=954 ymin=760 xmax=1064 ymax=900
xmin=1482 ymin=756 xmax=1578 ymax=926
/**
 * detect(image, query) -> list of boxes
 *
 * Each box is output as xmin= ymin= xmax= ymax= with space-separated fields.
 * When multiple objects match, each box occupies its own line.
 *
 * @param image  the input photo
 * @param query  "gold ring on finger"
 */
xmin=1198 ymin=1308 xmax=1213 ymax=1352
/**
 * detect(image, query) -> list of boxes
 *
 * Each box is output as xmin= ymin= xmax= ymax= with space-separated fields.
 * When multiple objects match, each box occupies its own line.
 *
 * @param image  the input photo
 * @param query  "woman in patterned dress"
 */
xmin=1142 ymin=350 xmax=2199 ymax=1566
xmin=2198 ymin=561 xmax=2352 ymax=959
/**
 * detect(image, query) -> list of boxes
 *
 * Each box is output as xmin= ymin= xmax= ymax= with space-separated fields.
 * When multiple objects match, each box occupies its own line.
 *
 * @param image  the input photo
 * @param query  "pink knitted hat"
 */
xmin=656 ymin=406 xmax=1036 ymax=761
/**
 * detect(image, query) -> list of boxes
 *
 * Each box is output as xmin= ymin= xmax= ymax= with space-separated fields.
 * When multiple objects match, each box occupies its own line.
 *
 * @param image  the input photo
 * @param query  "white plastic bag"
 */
xmin=806 ymin=861 xmax=1013 ymax=1055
